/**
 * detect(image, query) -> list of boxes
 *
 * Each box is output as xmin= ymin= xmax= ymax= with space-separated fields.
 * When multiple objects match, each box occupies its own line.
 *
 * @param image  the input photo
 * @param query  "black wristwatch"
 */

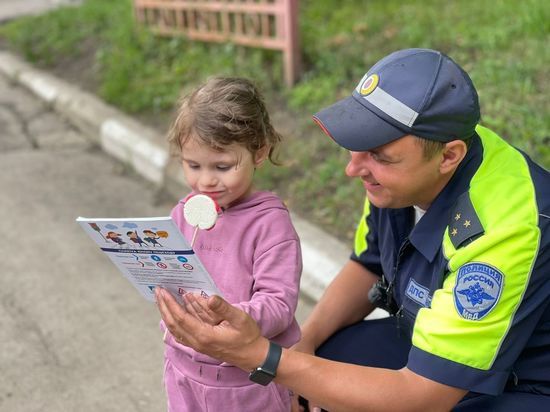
xmin=249 ymin=341 xmax=282 ymax=386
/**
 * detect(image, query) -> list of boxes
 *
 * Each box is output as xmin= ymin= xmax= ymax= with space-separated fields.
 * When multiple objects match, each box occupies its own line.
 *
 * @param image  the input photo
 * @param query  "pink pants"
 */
xmin=164 ymin=346 xmax=291 ymax=411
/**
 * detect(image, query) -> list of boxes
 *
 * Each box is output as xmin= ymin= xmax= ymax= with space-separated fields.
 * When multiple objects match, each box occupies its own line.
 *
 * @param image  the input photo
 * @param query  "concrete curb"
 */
xmin=0 ymin=50 xmax=348 ymax=302
xmin=0 ymin=0 xmax=82 ymax=24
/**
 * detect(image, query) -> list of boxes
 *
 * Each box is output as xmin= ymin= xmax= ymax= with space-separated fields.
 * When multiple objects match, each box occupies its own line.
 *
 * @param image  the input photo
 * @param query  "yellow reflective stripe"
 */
xmin=354 ymin=197 xmax=371 ymax=256
xmin=413 ymin=125 xmax=540 ymax=370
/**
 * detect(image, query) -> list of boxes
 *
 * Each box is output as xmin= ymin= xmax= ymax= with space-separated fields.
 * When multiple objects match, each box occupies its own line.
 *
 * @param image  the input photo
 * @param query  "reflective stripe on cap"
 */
xmin=363 ymin=87 xmax=419 ymax=127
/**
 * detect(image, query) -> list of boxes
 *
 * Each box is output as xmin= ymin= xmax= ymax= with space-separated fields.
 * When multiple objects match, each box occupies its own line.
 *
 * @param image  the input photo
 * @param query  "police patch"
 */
xmin=405 ymin=278 xmax=431 ymax=307
xmin=454 ymin=262 xmax=503 ymax=320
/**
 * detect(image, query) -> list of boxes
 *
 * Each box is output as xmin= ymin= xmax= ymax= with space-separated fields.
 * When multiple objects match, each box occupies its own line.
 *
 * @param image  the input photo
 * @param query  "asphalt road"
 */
xmin=0 ymin=70 xmax=170 ymax=411
xmin=0 ymin=2 xmax=169 ymax=410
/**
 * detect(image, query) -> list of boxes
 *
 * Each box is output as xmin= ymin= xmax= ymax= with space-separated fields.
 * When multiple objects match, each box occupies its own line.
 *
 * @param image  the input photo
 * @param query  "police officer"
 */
xmin=156 ymin=48 xmax=550 ymax=411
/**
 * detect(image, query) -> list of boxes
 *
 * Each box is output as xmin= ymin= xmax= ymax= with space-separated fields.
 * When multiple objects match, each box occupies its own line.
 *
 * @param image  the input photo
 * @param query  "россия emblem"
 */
xmin=454 ymin=262 xmax=503 ymax=320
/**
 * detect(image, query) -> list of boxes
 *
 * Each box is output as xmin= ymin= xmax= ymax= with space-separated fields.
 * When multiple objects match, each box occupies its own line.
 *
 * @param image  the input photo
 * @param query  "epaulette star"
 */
xmin=448 ymin=193 xmax=484 ymax=249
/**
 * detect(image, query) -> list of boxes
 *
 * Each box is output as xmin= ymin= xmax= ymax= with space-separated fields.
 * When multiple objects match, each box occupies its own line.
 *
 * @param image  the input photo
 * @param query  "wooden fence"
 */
xmin=133 ymin=0 xmax=301 ymax=86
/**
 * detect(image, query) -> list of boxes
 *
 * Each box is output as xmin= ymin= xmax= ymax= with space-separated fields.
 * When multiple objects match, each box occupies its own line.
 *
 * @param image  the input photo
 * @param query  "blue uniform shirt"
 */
xmin=351 ymin=126 xmax=550 ymax=395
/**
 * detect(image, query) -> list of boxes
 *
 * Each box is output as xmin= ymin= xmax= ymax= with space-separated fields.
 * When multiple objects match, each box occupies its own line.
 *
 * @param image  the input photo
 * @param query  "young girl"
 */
xmin=161 ymin=77 xmax=302 ymax=411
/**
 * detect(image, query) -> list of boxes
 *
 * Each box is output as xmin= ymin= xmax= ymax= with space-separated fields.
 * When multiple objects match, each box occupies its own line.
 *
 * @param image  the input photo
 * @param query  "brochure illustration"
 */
xmin=76 ymin=216 xmax=222 ymax=302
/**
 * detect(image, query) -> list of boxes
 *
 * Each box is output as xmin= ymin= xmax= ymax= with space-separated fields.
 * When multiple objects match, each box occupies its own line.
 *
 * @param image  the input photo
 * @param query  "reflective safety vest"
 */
xmin=352 ymin=125 xmax=550 ymax=395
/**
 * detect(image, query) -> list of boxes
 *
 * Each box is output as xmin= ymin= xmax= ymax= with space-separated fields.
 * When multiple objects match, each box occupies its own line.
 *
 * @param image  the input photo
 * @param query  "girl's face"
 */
xmin=180 ymin=137 xmax=267 ymax=209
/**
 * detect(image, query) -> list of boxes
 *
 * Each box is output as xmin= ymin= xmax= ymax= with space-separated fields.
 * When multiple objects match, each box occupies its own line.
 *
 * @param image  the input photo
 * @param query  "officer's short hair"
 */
xmin=416 ymin=133 xmax=475 ymax=160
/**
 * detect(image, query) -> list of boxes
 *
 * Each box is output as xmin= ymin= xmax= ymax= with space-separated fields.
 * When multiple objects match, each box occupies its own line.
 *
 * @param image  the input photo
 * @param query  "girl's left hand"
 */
xmin=182 ymin=292 xmax=224 ymax=325
xmin=155 ymin=287 xmax=268 ymax=371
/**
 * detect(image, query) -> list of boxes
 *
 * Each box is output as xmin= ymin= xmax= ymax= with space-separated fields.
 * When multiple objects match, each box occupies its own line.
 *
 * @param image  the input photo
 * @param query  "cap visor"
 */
xmin=313 ymin=95 xmax=405 ymax=151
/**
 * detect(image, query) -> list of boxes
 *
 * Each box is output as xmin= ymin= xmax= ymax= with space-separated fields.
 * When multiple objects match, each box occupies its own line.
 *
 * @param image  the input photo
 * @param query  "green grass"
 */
xmin=1 ymin=0 xmax=548 ymax=242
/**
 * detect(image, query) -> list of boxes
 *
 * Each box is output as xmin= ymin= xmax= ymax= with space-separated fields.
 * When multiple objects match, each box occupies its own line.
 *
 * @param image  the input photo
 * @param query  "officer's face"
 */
xmin=345 ymin=135 xmax=448 ymax=209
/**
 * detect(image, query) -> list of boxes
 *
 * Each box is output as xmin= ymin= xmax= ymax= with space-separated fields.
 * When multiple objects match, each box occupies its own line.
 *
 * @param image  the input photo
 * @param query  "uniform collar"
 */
xmin=409 ymin=134 xmax=483 ymax=262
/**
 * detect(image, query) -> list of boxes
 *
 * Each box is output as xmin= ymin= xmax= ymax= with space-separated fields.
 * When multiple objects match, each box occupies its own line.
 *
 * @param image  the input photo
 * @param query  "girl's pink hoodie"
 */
xmin=165 ymin=190 xmax=302 ymax=365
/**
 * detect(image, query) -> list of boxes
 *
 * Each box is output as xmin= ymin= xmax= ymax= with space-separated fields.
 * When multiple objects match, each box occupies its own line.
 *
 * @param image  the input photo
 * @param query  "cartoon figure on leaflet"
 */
xmin=106 ymin=231 xmax=126 ymax=246
xmin=127 ymin=230 xmax=147 ymax=247
xmin=143 ymin=230 xmax=163 ymax=247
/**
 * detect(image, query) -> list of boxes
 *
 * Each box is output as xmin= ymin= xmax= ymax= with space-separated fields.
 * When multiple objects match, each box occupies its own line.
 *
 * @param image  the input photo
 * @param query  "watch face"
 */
xmin=249 ymin=368 xmax=274 ymax=386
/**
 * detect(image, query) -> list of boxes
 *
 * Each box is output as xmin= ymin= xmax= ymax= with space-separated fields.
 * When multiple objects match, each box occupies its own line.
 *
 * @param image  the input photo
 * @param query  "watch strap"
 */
xmin=249 ymin=341 xmax=282 ymax=385
xmin=261 ymin=341 xmax=282 ymax=375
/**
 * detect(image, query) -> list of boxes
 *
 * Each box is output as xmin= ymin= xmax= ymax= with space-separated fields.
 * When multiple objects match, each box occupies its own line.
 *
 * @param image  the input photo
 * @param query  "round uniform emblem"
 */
xmin=360 ymin=74 xmax=379 ymax=95
xmin=454 ymin=262 xmax=503 ymax=321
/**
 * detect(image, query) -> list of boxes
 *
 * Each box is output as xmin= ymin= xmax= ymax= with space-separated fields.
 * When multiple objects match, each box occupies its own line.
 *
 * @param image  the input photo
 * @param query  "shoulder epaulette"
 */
xmin=448 ymin=192 xmax=484 ymax=249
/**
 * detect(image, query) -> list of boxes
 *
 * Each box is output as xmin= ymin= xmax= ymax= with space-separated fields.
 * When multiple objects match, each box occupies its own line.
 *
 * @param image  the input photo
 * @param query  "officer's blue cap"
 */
xmin=313 ymin=48 xmax=480 ymax=151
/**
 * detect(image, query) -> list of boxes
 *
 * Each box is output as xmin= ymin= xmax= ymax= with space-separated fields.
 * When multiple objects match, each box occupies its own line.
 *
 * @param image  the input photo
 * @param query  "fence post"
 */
xmin=281 ymin=0 xmax=301 ymax=87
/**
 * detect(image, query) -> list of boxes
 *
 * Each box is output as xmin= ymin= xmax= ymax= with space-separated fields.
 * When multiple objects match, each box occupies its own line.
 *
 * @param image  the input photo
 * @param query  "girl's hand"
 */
xmin=155 ymin=287 xmax=268 ymax=371
xmin=182 ymin=293 xmax=224 ymax=325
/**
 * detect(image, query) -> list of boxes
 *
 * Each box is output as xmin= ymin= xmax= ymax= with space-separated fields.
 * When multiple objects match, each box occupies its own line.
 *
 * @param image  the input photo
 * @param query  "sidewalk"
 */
xmin=0 ymin=0 xmax=81 ymax=23
xmin=0 ymin=70 xmax=168 ymax=411
xmin=0 ymin=50 xmax=351 ymax=307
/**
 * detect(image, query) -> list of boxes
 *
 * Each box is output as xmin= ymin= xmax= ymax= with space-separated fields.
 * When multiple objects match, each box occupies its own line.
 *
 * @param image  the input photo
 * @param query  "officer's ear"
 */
xmin=439 ymin=140 xmax=468 ymax=174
